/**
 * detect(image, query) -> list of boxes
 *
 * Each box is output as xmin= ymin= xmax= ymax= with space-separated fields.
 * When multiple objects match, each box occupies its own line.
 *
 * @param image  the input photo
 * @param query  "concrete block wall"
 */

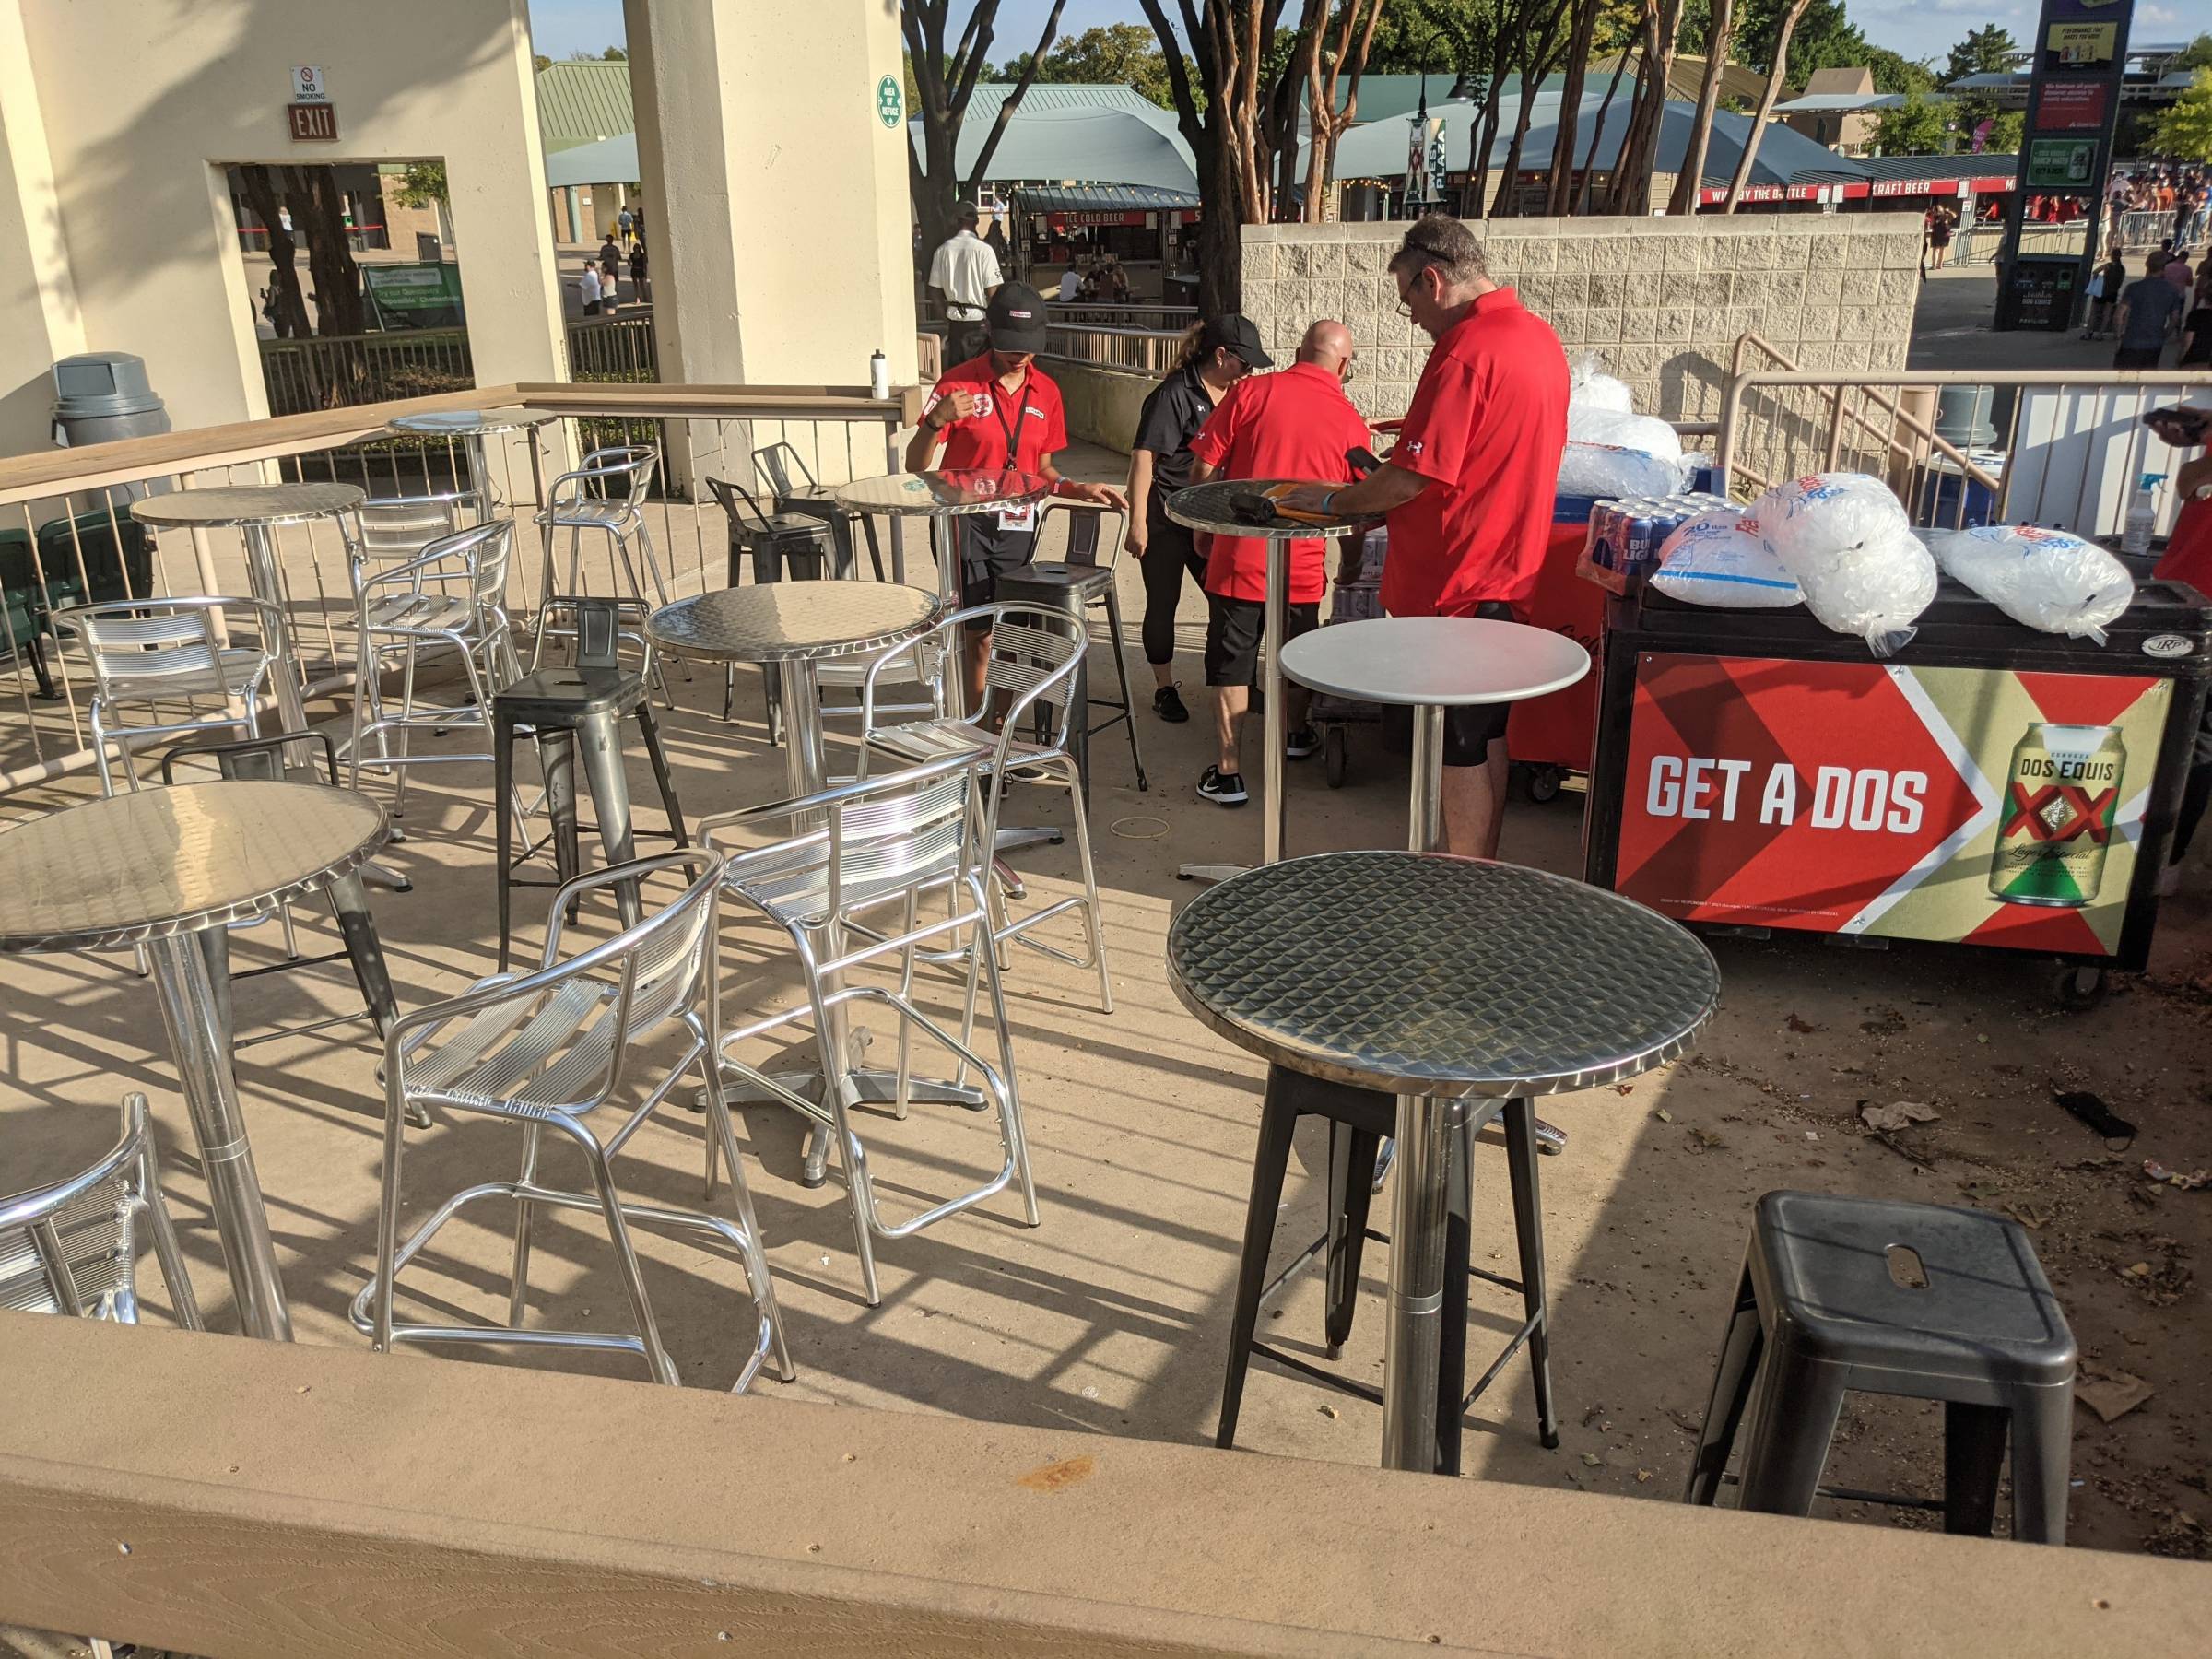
xmin=1240 ymin=214 xmax=1923 ymax=426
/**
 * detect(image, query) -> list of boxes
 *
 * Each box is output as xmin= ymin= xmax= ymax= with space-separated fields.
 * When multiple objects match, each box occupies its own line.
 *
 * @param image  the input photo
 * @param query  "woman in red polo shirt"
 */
xmin=909 ymin=282 xmax=1126 ymax=707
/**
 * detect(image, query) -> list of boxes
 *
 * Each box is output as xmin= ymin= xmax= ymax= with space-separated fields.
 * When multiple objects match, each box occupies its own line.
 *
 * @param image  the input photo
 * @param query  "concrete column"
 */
xmin=624 ymin=0 xmax=917 ymax=388
xmin=0 ymin=0 xmax=85 ymax=454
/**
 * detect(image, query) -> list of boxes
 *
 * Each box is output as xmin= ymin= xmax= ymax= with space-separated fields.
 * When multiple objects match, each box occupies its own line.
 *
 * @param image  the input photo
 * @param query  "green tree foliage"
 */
xmin=2149 ymin=68 xmax=2212 ymax=163
xmin=998 ymin=22 xmax=1179 ymax=107
xmin=1945 ymin=25 xmax=2015 ymax=79
xmin=1943 ymin=24 xmax=2015 ymax=153
xmin=392 ymin=161 xmax=448 ymax=207
xmin=1871 ymin=88 xmax=1949 ymax=155
xmin=2173 ymin=33 xmax=2211 ymax=71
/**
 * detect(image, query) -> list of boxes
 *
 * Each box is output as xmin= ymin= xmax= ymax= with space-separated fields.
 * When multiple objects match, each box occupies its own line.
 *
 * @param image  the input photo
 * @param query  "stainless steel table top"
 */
xmin=644 ymin=582 xmax=940 ymax=664
xmin=131 ymin=483 xmax=365 ymax=530
xmin=1163 ymin=479 xmax=1367 ymax=541
xmin=387 ymin=410 xmax=558 ymax=436
xmin=0 ymin=781 xmax=389 ymax=952
xmin=1279 ymin=617 xmax=1590 ymax=708
xmin=833 ymin=470 xmax=1049 ymax=517
xmin=1167 ymin=851 xmax=1719 ymax=1099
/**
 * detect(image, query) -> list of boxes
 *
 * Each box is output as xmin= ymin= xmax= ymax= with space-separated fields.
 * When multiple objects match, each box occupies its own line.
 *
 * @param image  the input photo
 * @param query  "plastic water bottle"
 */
xmin=869 ymin=349 xmax=890 ymax=402
xmin=2121 ymin=472 xmax=2164 ymax=557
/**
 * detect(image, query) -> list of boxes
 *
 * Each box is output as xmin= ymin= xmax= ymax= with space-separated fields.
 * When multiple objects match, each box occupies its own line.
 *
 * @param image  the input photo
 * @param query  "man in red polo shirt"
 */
xmin=1282 ymin=216 xmax=1569 ymax=858
xmin=909 ymin=282 xmax=1126 ymax=706
xmin=1186 ymin=319 xmax=1369 ymax=806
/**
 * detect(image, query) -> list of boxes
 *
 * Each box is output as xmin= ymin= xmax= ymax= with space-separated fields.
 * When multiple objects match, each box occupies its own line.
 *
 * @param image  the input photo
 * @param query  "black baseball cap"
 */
xmin=1203 ymin=313 xmax=1273 ymax=369
xmin=986 ymin=283 xmax=1051 ymax=353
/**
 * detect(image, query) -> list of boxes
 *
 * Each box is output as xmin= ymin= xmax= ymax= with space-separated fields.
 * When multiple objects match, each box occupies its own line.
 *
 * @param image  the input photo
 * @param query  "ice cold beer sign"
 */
xmin=1643 ymin=756 xmax=1930 ymax=836
xmin=1609 ymin=653 xmax=2169 ymax=957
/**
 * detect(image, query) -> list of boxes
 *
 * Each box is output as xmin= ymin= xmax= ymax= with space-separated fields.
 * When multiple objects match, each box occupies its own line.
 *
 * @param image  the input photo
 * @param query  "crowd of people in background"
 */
xmin=581 ymin=204 xmax=648 ymax=316
xmin=2109 ymin=164 xmax=2209 ymax=250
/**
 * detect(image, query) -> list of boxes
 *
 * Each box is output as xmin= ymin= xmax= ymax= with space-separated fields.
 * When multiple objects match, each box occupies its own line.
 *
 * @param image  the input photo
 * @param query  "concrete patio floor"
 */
xmin=3 ymin=545 xmax=2208 ymax=1565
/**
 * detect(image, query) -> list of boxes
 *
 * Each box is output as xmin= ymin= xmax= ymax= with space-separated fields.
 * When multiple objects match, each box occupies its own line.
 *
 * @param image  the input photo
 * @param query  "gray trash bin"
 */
xmin=52 ymin=352 xmax=170 ymax=449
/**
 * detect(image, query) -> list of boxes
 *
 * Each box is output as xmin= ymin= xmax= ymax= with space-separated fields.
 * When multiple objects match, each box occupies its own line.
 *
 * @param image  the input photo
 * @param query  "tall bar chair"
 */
xmin=530 ymin=445 xmax=673 ymax=682
xmin=859 ymin=601 xmax=1114 ymax=1014
xmin=700 ymin=751 xmax=1037 ymax=1308
xmin=1 ymin=1092 xmax=201 ymax=1329
xmin=1004 ymin=498 xmax=1147 ymax=793
xmin=347 ymin=520 xmax=518 ymax=822
xmin=350 ymin=850 xmax=794 ymax=1393
xmin=753 ymin=441 xmax=888 ymax=581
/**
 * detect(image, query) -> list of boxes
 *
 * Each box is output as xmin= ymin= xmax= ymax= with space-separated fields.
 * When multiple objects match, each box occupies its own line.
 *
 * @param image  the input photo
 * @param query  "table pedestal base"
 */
xmin=712 ymin=1061 xmax=987 ymax=1188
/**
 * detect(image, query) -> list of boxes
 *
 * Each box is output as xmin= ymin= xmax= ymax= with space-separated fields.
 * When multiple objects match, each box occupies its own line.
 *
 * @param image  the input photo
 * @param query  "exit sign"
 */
xmin=287 ymin=102 xmax=337 ymax=142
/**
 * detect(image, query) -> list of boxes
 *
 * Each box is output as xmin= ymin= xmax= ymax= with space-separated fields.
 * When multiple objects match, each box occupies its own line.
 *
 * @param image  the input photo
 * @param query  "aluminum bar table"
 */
xmin=131 ymin=483 xmax=410 ymax=895
xmin=0 ymin=779 xmax=394 ymax=1341
xmin=1281 ymin=615 xmax=1591 ymax=1159
xmin=1168 ymin=850 xmax=1717 ymax=1474
xmin=832 ymin=469 xmax=1064 ymax=867
xmin=1162 ymin=480 xmax=1365 ymax=881
xmin=647 ymin=581 xmax=965 ymax=1186
xmin=387 ymin=408 xmax=557 ymax=520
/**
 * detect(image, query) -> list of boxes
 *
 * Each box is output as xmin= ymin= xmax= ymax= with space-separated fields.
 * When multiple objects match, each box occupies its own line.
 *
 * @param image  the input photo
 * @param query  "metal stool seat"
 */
xmin=1686 ymin=1191 xmax=2077 ymax=1543
xmin=493 ymin=663 xmax=687 ymax=971
xmin=1215 ymin=1065 xmax=1556 ymax=1466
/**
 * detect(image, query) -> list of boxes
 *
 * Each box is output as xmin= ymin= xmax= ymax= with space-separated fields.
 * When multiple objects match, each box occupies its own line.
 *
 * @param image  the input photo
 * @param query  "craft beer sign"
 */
xmin=1614 ymin=654 xmax=2168 ymax=957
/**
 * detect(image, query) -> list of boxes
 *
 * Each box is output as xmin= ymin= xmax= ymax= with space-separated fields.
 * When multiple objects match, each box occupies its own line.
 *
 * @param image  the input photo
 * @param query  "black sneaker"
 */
xmin=1284 ymin=724 xmax=1320 ymax=759
xmin=1197 ymin=765 xmax=1248 ymax=806
xmin=1153 ymin=683 xmax=1190 ymax=724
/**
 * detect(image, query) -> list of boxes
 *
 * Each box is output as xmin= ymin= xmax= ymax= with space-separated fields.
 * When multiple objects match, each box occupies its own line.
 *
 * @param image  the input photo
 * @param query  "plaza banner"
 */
xmin=1614 ymin=653 xmax=2170 ymax=957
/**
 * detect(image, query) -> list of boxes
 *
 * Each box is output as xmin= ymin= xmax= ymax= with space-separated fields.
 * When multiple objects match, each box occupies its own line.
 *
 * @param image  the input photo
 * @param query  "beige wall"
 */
xmin=0 ymin=0 xmax=84 ymax=453
xmin=0 ymin=0 xmax=566 ymax=452
xmin=625 ymin=0 xmax=917 ymax=390
xmin=1241 ymin=214 xmax=1923 ymax=427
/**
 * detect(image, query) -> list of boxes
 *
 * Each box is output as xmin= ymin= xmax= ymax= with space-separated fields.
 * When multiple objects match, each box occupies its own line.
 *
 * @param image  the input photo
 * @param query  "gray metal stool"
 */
xmin=1685 ymin=1191 xmax=2077 ymax=1543
xmin=493 ymin=614 xmax=687 ymax=972
xmin=995 ymin=542 xmax=1148 ymax=797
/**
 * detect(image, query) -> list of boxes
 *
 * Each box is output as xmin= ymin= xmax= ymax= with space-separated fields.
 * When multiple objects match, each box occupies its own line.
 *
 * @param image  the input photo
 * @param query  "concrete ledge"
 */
xmin=1049 ymin=359 xmax=1154 ymax=455
xmin=0 ymin=1314 xmax=2203 ymax=1657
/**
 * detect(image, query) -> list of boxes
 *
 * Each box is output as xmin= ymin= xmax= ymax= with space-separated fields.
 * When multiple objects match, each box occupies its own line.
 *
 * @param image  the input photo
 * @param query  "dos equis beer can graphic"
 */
xmin=1989 ymin=724 xmax=2126 ymax=907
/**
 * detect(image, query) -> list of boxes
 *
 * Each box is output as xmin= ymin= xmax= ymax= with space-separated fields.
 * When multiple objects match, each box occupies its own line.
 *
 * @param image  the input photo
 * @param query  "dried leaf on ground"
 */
xmin=1861 ymin=1100 xmax=1941 ymax=1133
xmin=2078 ymin=1367 xmax=2156 ymax=1424
xmin=1786 ymin=1013 xmax=1820 ymax=1033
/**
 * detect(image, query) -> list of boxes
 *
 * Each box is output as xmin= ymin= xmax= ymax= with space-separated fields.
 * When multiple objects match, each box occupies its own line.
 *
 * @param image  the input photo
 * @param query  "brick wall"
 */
xmin=1240 ymin=213 xmax=1922 ymax=426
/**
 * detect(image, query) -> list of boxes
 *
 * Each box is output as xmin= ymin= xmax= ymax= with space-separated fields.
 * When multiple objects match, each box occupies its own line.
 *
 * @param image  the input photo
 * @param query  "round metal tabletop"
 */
xmin=0 ymin=781 xmax=390 ymax=953
xmin=387 ymin=410 xmax=558 ymax=437
xmin=1164 ymin=478 xmax=1368 ymax=541
xmin=1167 ymin=851 xmax=1719 ymax=1099
xmin=644 ymin=582 xmax=940 ymax=664
xmin=833 ymin=470 xmax=1049 ymax=517
xmin=131 ymin=483 xmax=365 ymax=530
xmin=1279 ymin=617 xmax=1590 ymax=708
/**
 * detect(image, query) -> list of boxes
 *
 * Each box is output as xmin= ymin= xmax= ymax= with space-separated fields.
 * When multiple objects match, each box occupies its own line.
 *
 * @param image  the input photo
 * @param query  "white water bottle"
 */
xmin=2121 ymin=472 xmax=2163 ymax=557
xmin=869 ymin=349 xmax=889 ymax=401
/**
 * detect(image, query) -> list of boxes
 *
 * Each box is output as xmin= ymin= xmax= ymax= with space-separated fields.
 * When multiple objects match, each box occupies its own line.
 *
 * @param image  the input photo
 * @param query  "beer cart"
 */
xmin=1583 ymin=575 xmax=2212 ymax=1004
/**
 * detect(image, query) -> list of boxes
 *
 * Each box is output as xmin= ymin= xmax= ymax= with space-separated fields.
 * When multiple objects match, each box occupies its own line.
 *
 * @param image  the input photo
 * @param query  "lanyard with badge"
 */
xmin=992 ymin=371 xmax=1039 ymax=531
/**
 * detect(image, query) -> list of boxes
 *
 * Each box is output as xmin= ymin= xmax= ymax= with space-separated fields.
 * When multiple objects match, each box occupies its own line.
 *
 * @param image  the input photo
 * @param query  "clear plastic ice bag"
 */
xmin=1651 ymin=511 xmax=1803 ymax=608
xmin=1932 ymin=524 xmax=2135 ymax=644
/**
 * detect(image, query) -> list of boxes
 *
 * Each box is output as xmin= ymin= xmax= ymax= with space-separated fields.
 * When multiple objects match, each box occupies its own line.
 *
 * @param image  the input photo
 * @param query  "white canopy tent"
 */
xmin=544 ymin=132 xmax=640 ymax=190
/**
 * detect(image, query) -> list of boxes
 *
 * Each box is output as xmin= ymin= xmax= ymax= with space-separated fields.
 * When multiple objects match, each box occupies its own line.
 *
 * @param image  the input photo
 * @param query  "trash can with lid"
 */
xmin=51 ymin=352 xmax=170 ymax=449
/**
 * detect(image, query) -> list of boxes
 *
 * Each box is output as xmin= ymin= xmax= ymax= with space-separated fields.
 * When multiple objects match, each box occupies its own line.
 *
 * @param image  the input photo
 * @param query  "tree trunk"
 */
xmin=1612 ymin=0 xmax=1680 ymax=217
xmin=1195 ymin=127 xmax=1242 ymax=313
xmin=1494 ymin=0 xmax=1570 ymax=218
xmin=237 ymin=165 xmax=310 ymax=341
xmin=1466 ymin=23 xmax=1515 ymax=219
xmin=1545 ymin=0 xmax=1604 ymax=216
xmin=1578 ymin=44 xmax=1638 ymax=214
xmin=291 ymin=167 xmax=365 ymax=337
xmin=1303 ymin=0 xmax=1387 ymax=224
xmin=1666 ymin=0 xmax=1733 ymax=216
xmin=1724 ymin=0 xmax=1810 ymax=212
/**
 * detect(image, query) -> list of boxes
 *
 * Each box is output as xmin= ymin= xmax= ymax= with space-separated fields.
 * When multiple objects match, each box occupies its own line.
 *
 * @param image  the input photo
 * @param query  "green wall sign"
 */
xmin=877 ymin=74 xmax=903 ymax=129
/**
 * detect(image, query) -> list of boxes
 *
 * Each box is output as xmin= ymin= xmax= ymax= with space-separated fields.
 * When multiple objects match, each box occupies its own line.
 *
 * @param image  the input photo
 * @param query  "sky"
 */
xmin=524 ymin=1 xmax=2193 ymax=82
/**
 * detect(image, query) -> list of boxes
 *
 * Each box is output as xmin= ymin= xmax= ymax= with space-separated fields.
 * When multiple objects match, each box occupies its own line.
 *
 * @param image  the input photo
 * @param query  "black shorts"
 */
xmin=2114 ymin=346 xmax=2164 ymax=370
xmin=1382 ymin=600 xmax=1515 ymax=765
xmin=959 ymin=517 xmax=1038 ymax=629
xmin=1204 ymin=594 xmax=1320 ymax=688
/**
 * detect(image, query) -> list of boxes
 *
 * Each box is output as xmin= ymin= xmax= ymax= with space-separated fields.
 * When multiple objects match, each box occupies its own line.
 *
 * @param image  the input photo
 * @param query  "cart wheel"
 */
xmin=2056 ymin=965 xmax=2109 ymax=1009
xmin=1324 ymin=725 xmax=1347 ymax=789
xmin=1525 ymin=764 xmax=1564 ymax=804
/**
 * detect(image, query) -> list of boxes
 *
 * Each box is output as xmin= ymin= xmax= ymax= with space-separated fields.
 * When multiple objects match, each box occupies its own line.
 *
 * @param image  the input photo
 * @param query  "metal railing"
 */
xmin=1718 ymin=333 xmax=2210 ymax=536
xmin=1041 ymin=324 xmax=1185 ymax=377
xmin=1047 ymin=303 xmax=1196 ymax=329
xmin=257 ymin=312 xmax=662 ymax=416
xmin=0 ymin=380 xmax=918 ymax=796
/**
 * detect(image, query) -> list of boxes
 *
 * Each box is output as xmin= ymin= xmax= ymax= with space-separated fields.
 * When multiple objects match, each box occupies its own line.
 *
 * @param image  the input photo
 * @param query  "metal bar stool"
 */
xmin=1214 ymin=1065 xmax=1556 ymax=1470
xmin=494 ymin=603 xmax=686 ymax=972
xmin=756 ymin=441 xmax=888 ymax=582
xmin=1685 ymin=1191 xmax=2077 ymax=1543
xmin=530 ymin=445 xmax=673 ymax=683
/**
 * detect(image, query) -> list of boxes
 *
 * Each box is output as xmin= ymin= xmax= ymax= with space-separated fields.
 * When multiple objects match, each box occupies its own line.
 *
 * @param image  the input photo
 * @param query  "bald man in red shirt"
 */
xmin=1282 ymin=216 xmax=1569 ymax=858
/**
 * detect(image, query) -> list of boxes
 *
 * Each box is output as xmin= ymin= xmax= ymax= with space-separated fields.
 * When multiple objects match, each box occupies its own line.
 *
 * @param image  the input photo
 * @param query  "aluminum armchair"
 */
xmin=350 ymin=849 xmax=794 ymax=1392
xmin=53 ymin=594 xmax=287 ymax=795
xmin=859 ymin=601 xmax=1113 ymax=1014
xmin=347 ymin=520 xmax=518 ymax=819
xmin=358 ymin=490 xmax=474 ymax=563
xmin=700 ymin=751 xmax=1037 ymax=1307
xmin=1 ymin=1092 xmax=200 ymax=1328
xmin=531 ymin=444 xmax=672 ymax=681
